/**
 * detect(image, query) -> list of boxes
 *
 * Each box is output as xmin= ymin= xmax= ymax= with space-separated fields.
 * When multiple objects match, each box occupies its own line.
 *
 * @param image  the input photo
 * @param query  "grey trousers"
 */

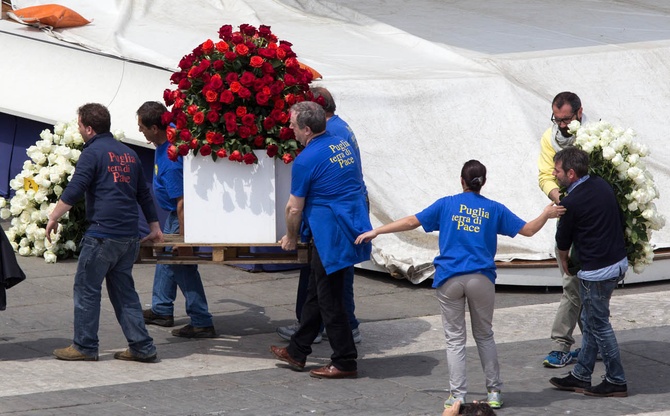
xmin=436 ymin=273 xmax=502 ymax=397
xmin=550 ymin=246 xmax=582 ymax=352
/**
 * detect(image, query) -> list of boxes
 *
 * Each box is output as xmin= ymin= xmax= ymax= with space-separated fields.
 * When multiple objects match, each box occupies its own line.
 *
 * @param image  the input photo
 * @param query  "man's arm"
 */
xmin=538 ymin=128 xmax=561 ymax=204
xmin=46 ymin=200 xmax=73 ymax=243
xmin=557 ymin=248 xmax=570 ymax=275
xmin=279 ymin=194 xmax=305 ymax=251
xmin=176 ymin=196 xmax=185 ymax=235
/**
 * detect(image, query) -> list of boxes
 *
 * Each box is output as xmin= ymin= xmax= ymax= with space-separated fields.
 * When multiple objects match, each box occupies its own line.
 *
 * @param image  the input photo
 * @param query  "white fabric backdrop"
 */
xmin=2 ymin=0 xmax=669 ymax=283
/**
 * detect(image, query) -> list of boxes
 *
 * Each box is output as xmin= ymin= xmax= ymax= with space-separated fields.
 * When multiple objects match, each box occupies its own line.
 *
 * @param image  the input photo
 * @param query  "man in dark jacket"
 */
xmin=46 ymin=103 xmax=163 ymax=362
xmin=549 ymin=147 xmax=628 ymax=397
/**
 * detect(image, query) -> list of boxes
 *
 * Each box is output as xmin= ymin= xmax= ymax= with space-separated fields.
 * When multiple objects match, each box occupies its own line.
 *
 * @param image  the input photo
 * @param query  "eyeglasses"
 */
xmin=551 ymin=113 xmax=577 ymax=125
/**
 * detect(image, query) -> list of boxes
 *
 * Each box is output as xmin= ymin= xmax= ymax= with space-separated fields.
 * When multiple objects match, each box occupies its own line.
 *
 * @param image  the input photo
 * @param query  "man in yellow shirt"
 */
xmin=538 ymin=92 xmax=587 ymax=368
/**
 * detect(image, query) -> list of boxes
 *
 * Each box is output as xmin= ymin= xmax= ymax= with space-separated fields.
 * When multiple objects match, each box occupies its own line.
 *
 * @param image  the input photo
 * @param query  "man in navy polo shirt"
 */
xmin=47 ymin=103 xmax=162 ymax=363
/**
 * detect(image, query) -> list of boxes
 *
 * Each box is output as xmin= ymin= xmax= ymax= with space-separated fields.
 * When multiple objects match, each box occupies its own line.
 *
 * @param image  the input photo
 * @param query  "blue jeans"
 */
xmin=73 ymin=236 xmax=155 ymax=358
xmin=296 ymin=264 xmax=358 ymax=330
xmin=571 ymin=276 xmax=626 ymax=385
xmin=151 ymin=211 xmax=212 ymax=327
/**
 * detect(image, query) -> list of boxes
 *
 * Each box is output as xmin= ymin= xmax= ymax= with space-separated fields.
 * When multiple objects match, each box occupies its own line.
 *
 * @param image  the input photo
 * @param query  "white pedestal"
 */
xmin=183 ymin=151 xmax=291 ymax=243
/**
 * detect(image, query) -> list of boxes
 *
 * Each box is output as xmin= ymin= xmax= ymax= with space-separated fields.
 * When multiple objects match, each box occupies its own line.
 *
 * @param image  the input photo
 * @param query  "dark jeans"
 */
xmin=287 ymin=246 xmax=357 ymax=371
xmin=296 ymin=264 xmax=358 ymax=330
xmin=572 ymin=276 xmax=626 ymax=385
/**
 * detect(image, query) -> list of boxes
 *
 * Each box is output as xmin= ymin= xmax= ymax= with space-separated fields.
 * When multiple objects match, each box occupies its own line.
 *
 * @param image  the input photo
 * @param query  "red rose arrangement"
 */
xmin=163 ymin=24 xmax=315 ymax=164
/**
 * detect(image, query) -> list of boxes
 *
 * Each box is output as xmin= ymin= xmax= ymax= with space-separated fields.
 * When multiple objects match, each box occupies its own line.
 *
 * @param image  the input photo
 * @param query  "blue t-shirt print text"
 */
xmin=451 ymin=204 xmax=490 ymax=233
xmin=107 ymin=151 xmax=137 ymax=183
xmin=328 ymin=139 xmax=355 ymax=168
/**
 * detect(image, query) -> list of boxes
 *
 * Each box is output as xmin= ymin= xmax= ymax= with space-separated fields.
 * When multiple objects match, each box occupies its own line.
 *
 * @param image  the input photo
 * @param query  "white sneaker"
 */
xmin=444 ymin=394 xmax=466 ymax=408
xmin=276 ymin=321 xmax=322 ymax=343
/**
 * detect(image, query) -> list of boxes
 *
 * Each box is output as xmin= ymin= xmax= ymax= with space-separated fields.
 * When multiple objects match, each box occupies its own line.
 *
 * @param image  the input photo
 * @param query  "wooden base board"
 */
xmin=137 ymin=234 xmax=309 ymax=265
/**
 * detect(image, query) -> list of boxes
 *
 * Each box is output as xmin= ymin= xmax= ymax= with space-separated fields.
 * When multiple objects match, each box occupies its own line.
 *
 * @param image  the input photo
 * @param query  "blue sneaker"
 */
xmin=570 ymin=348 xmax=581 ymax=362
xmin=543 ymin=350 xmax=572 ymax=368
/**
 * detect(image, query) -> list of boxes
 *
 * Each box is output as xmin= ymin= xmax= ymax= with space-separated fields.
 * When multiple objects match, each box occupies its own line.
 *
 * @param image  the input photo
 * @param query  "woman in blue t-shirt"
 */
xmin=355 ymin=160 xmax=564 ymax=411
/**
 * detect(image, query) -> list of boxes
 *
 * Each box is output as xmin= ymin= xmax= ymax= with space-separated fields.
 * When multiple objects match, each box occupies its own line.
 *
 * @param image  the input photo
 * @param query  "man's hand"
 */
xmin=279 ymin=234 xmax=297 ymax=251
xmin=45 ymin=218 xmax=60 ymax=243
xmin=548 ymin=188 xmax=561 ymax=204
xmin=141 ymin=221 xmax=164 ymax=243
xmin=442 ymin=401 xmax=461 ymax=416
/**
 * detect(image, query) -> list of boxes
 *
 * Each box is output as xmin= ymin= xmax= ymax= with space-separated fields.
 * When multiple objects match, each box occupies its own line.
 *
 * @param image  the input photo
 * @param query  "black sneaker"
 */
xmin=171 ymin=324 xmax=217 ymax=338
xmin=143 ymin=309 xmax=174 ymax=327
xmin=550 ymin=373 xmax=591 ymax=392
xmin=584 ymin=379 xmax=628 ymax=397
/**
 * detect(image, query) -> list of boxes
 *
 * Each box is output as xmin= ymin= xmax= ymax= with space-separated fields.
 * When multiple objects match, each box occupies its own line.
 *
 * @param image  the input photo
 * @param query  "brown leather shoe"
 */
xmin=309 ymin=364 xmax=357 ymax=379
xmin=269 ymin=345 xmax=305 ymax=371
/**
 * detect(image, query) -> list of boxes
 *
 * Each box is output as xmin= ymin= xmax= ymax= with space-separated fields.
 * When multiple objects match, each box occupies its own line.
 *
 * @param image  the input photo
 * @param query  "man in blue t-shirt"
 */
xmin=46 ymin=103 xmax=162 ymax=362
xmin=270 ymin=101 xmax=371 ymax=379
xmin=136 ymin=101 xmax=215 ymax=339
xmin=276 ymin=87 xmax=365 ymax=344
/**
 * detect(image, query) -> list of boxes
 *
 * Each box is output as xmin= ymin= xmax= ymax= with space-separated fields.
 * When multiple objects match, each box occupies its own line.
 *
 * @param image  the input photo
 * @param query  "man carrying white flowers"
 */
xmin=549 ymin=147 xmax=628 ymax=398
xmin=537 ymin=91 xmax=587 ymax=369
xmin=46 ymin=103 xmax=163 ymax=363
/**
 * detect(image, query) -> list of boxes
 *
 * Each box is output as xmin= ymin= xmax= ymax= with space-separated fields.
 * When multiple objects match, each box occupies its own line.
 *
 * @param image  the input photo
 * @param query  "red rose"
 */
xmin=258 ymin=25 xmax=272 ymax=38
xmin=223 ymin=112 xmax=236 ymax=123
xmin=193 ymin=112 xmax=205 ymax=125
xmin=282 ymin=153 xmax=294 ymax=164
xmin=166 ymin=127 xmax=176 ymax=143
xmin=178 ymin=54 xmax=196 ymax=70
xmin=219 ymin=90 xmax=234 ymax=104
xmin=167 ymin=145 xmax=179 ymax=161
xmin=163 ymin=89 xmax=175 ymax=106
xmin=177 ymin=78 xmax=191 ymax=90
xmin=284 ymin=73 xmax=297 ymax=86
xmin=224 ymin=51 xmax=237 ymax=61
xmin=189 ymin=139 xmax=198 ymax=149
xmin=261 ymin=62 xmax=275 ymax=75
xmin=262 ymin=117 xmax=276 ymax=130
xmin=229 ymin=150 xmax=243 ymax=162
xmin=179 ymin=129 xmax=192 ymax=141
xmin=279 ymin=127 xmax=294 ymax=141
xmin=209 ymin=74 xmax=223 ymax=90
xmin=273 ymin=98 xmax=285 ymax=110
xmin=240 ymin=71 xmax=256 ymax=87
xmin=240 ymin=23 xmax=257 ymax=36
xmin=266 ymin=144 xmax=279 ymax=157
xmin=178 ymin=143 xmax=190 ymax=156
xmin=215 ymin=41 xmax=229 ymax=53
xmin=202 ymin=39 xmax=214 ymax=54
xmin=199 ymin=144 xmax=212 ymax=156
xmin=276 ymin=47 xmax=287 ymax=60
xmin=212 ymin=60 xmax=225 ymax=71
xmin=212 ymin=132 xmax=224 ymax=144
xmin=175 ymin=113 xmax=188 ymax=130
xmin=226 ymin=121 xmax=238 ymax=133
xmin=250 ymin=56 xmax=264 ymax=68
xmin=241 ymin=113 xmax=255 ymax=126
xmin=231 ymin=34 xmax=244 ymax=44
xmin=256 ymin=92 xmax=270 ymax=106
xmin=226 ymin=73 xmax=238 ymax=84
xmin=238 ymin=126 xmax=251 ymax=139
xmin=216 ymin=148 xmax=227 ymax=158
xmin=258 ymin=48 xmax=275 ymax=59
xmin=206 ymin=110 xmax=220 ymax=123
xmin=161 ymin=111 xmax=173 ymax=127
xmin=204 ymin=89 xmax=218 ymax=103
xmin=174 ymin=98 xmax=185 ymax=109
xmin=237 ymin=87 xmax=251 ymax=99
xmin=253 ymin=135 xmax=264 ymax=147
xmin=236 ymin=106 xmax=247 ymax=117
xmin=229 ymin=81 xmax=241 ymax=93
xmin=235 ymin=43 xmax=249 ymax=56
xmin=285 ymin=93 xmax=296 ymax=106
xmin=243 ymin=152 xmax=257 ymax=164
xmin=206 ymin=131 xmax=216 ymax=144
xmin=218 ymin=25 xmax=233 ymax=40
xmin=187 ymin=104 xmax=198 ymax=115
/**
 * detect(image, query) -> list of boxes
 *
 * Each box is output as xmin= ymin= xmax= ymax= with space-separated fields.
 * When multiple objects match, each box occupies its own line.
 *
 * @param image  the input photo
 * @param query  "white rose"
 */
xmin=633 ymin=262 xmax=646 ymax=274
xmin=0 ymin=208 xmax=11 ymax=220
xmin=9 ymin=178 xmax=23 ymax=191
xmin=113 ymin=129 xmax=126 ymax=140
xmin=567 ymin=120 xmax=581 ymax=135
xmin=0 ymin=198 xmax=5 ymax=208
xmin=54 ymin=184 xmax=64 ymax=197
xmin=54 ymin=122 xmax=66 ymax=135
xmin=10 ymin=242 xmax=19 ymax=251
xmin=627 ymin=201 xmax=639 ymax=212
xmin=611 ymin=153 xmax=624 ymax=167
xmin=602 ymin=146 xmax=616 ymax=160
xmin=18 ymin=246 xmax=31 ymax=256
xmin=65 ymin=240 xmax=77 ymax=251
xmin=627 ymin=154 xmax=640 ymax=166
xmin=44 ymin=251 xmax=57 ymax=263
xmin=638 ymin=144 xmax=649 ymax=157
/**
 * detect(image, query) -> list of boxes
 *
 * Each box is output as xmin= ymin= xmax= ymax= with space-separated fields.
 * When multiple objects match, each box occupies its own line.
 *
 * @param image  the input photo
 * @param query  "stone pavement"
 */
xmin=1 ymin=251 xmax=670 ymax=416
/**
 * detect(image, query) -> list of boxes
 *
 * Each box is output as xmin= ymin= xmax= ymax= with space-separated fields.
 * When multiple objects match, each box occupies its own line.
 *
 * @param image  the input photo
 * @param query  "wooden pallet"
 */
xmin=137 ymin=234 xmax=309 ymax=265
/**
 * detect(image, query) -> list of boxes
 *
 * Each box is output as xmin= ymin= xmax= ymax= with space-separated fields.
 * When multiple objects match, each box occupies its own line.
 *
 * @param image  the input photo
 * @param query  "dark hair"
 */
xmin=461 ymin=160 xmax=487 ymax=193
xmin=310 ymin=86 xmax=336 ymax=114
xmin=290 ymin=101 xmax=326 ymax=133
xmin=552 ymin=91 xmax=581 ymax=113
xmin=137 ymin=101 xmax=168 ymax=130
xmin=77 ymin=103 xmax=111 ymax=134
xmin=554 ymin=146 xmax=589 ymax=178
xmin=461 ymin=402 xmax=497 ymax=416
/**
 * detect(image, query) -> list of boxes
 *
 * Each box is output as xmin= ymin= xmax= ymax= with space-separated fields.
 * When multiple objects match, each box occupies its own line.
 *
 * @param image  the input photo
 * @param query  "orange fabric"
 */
xmin=9 ymin=4 xmax=91 ymax=28
xmin=299 ymin=62 xmax=322 ymax=80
